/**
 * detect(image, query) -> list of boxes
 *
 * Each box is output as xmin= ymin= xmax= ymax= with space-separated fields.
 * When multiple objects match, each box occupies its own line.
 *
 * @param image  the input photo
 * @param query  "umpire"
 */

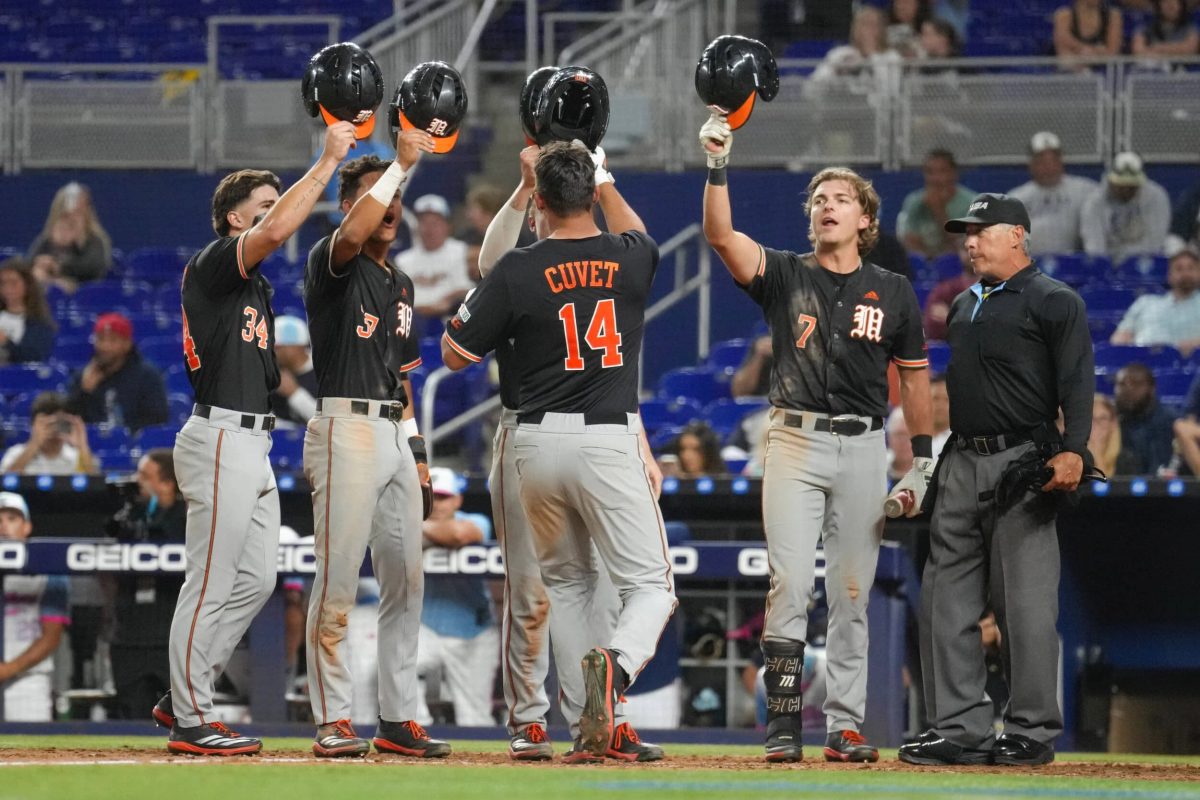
xmin=899 ymin=194 xmax=1094 ymax=767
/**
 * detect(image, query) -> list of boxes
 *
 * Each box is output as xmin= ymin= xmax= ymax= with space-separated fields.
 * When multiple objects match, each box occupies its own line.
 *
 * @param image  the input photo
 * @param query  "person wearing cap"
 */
xmin=899 ymin=193 xmax=1094 ymax=767
xmin=66 ymin=312 xmax=168 ymax=432
xmin=896 ymin=149 xmax=977 ymax=258
xmin=412 ymin=467 xmax=498 ymax=727
xmin=396 ymin=194 xmax=475 ymax=333
xmin=1080 ymin=151 xmax=1171 ymax=263
xmin=1007 ymin=131 xmax=1099 ymax=256
xmin=268 ymin=315 xmax=319 ymax=426
xmin=1111 ymin=247 xmax=1200 ymax=356
xmin=0 ymin=390 xmax=98 ymax=475
xmin=0 ymin=492 xmax=71 ymax=721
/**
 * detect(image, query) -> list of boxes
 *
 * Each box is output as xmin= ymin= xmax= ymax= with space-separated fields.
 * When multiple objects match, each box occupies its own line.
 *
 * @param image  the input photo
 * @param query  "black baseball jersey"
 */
xmin=491 ymin=216 xmax=539 ymax=410
xmin=181 ymin=233 xmax=280 ymax=413
xmin=740 ymin=246 xmax=928 ymax=418
xmin=445 ymin=230 xmax=659 ymax=416
xmin=304 ymin=235 xmax=421 ymax=403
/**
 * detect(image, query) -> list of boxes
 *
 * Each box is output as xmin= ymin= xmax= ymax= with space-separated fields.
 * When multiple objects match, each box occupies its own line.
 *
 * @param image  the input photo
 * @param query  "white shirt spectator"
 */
xmin=1080 ymin=153 xmax=1171 ymax=263
xmin=1008 ymin=175 xmax=1098 ymax=255
xmin=1114 ymin=292 xmax=1200 ymax=348
xmin=0 ymin=442 xmax=81 ymax=474
xmin=396 ymin=238 xmax=473 ymax=306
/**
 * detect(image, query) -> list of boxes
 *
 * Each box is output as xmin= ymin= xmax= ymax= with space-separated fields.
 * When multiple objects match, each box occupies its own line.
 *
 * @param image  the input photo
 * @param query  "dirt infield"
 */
xmin=2 ymin=747 xmax=1197 ymax=781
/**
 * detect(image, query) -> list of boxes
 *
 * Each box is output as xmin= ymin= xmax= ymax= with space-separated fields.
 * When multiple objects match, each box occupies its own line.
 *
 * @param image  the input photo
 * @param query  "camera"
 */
xmin=54 ymin=416 xmax=72 ymax=435
xmin=104 ymin=477 xmax=150 ymax=540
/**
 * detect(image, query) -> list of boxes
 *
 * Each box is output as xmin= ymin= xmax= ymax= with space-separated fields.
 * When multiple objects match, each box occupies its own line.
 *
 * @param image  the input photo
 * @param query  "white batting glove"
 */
xmin=699 ymin=113 xmax=732 ymax=169
xmin=887 ymin=456 xmax=936 ymax=518
xmin=591 ymin=144 xmax=614 ymax=186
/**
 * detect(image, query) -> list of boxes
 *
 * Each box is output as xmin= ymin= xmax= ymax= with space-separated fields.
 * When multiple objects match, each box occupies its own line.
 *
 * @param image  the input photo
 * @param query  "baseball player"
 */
xmin=700 ymin=114 xmax=933 ymax=763
xmin=158 ymin=120 xmax=356 ymax=756
xmin=477 ymin=142 xmax=665 ymax=762
xmin=444 ymin=141 xmax=676 ymax=761
xmin=302 ymin=125 xmax=450 ymax=759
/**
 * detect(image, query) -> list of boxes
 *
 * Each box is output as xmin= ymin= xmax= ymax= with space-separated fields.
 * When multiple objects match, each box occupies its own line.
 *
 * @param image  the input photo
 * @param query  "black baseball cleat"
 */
xmin=562 ymin=737 xmax=604 ymax=764
xmin=168 ymin=721 xmax=262 ymax=756
xmin=152 ymin=691 xmax=174 ymax=728
xmin=373 ymin=718 xmax=452 ymax=758
xmin=579 ymin=648 xmax=620 ymax=758
xmin=898 ymin=730 xmax=992 ymax=766
xmin=824 ymin=730 xmax=879 ymax=763
xmin=764 ymin=731 xmax=803 ymax=763
xmin=313 ymin=719 xmax=371 ymax=758
xmin=993 ymin=733 xmax=1054 ymax=766
xmin=606 ymin=723 xmax=664 ymax=762
xmin=509 ymin=723 xmax=554 ymax=761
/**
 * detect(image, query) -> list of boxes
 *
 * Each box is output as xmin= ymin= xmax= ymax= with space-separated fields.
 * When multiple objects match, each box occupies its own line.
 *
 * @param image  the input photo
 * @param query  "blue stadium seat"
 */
xmin=127 ymin=312 xmax=176 ymax=341
xmin=648 ymin=425 xmax=684 ymax=453
xmin=87 ymin=425 xmax=131 ymax=454
xmin=168 ymin=393 xmax=194 ymax=425
xmin=1093 ymin=344 xmax=1181 ymax=373
xmin=135 ymin=424 xmax=179 ymax=453
xmin=165 ymin=364 xmax=194 ymax=395
xmin=98 ymin=451 xmax=137 ymax=473
xmin=658 ymin=366 xmax=725 ymax=405
xmin=907 ymin=253 xmax=928 ymax=280
xmin=70 ymin=280 xmax=154 ymax=314
xmin=1038 ymin=254 xmax=1093 ymax=287
xmin=639 ymin=397 xmax=703 ymax=433
xmin=928 ymin=253 xmax=963 ymax=282
xmin=153 ymin=284 xmax=182 ymax=313
xmin=706 ymin=339 xmax=750 ymax=375
xmin=925 ymin=341 xmax=950 ymax=375
xmin=52 ymin=336 xmax=94 ymax=367
xmin=1115 ymin=254 xmax=1169 ymax=286
xmin=270 ymin=429 xmax=305 ymax=470
xmin=702 ymin=397 xmax=769 ymax=439
xmin=1079 ymin=287 xmax=1136 ymax=314
xmin=125 ymin=247 xmax=191 ymax=286
xmin=0 ymin=364 xmax=69 ymax=399
xmin=140 ymin=336 xmax=182 ymax=371
xmin=1154 ymin=370 xmax=1195 ymax=398
xmin=419 ymin=337 xmax=443 ymax=370
xmin=5 ymin=393 xmax=37 ymax=420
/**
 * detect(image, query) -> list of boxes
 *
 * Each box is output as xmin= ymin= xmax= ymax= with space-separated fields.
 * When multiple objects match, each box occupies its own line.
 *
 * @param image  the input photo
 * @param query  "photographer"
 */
xmin=104 ymin=448 xmax=185 ymax=719
xmin=0 ymin=391 xmax=98 ymax=475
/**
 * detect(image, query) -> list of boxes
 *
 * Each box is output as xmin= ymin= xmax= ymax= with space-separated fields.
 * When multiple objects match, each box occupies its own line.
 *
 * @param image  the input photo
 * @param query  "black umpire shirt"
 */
xmin=740 ymin=246 xmax=928 ymax=419
xmin=944 ymin=263 xmax=1094 ymax=456
xmin=181 ymin=233 xmax=280 ymax=413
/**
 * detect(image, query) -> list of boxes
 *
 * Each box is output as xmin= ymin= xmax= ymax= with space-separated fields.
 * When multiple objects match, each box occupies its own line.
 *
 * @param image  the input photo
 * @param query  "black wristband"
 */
xmin=408 ymin=435 xmax=427 ymax=465
xmin=707 ymin=167 xmax=727 ymax=186
xmin=911 ymin=434 xmax=933 ymax=460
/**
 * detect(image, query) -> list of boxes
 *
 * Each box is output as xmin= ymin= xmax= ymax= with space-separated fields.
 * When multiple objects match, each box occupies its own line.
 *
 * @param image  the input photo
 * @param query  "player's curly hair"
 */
xmin=803 ymin=167 xmax=881 ymax=254
xmin=534 ymin=141 xmax=595 ymax=217
xmin=211 ymin=169 xmax=281 ymax=236
xmin=336 ymin=155 xmax=392 ymax=207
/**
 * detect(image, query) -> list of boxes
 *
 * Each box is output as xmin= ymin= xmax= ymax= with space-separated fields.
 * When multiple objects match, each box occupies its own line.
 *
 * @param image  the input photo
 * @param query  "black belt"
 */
xmin=194 ymin=404 xmax=275 ymax=431
xmin=955 ymin=431 xmax=1033 ymax=456
xmin=517 ymin=410 xmax=629 ymax=426
xmin=316 ymin=399 xmax=405 ymax=421
xmin=782 ymin=412 xmax=883 ymax=436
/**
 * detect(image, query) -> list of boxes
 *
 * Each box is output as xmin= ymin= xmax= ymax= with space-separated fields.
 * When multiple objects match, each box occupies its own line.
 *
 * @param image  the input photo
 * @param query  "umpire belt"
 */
xmin=193 ymin=404 xmax=275 ymax=432
xmin=955 ymin=431 xmax=1033 ymax=456
xmin=316 ymin=397 xmax=406 ymax=421
xmin=779 ymin=410 xmax=883 ymax=437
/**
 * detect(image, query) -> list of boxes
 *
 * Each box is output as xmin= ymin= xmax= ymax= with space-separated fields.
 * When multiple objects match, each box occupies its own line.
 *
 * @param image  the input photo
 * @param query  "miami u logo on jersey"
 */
xmin=850 ymin=304 xmax=885 ymax=343
xmin=394 ymin=300 xmax=413 ymax=338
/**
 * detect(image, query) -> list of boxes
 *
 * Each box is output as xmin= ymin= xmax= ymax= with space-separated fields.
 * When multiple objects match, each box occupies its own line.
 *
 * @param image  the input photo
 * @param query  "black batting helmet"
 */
xmin=389 ymin=60 xmax=469 ymax=154
xmin=520 ymin=65 xmax=558 ymax=146
xmin=301 ymin=42 xmax=385 ymax=139
xmin=695 ymin=35 xmax=779 ymax=130
xmin=535 ymin=65 xmax=609 ymax=152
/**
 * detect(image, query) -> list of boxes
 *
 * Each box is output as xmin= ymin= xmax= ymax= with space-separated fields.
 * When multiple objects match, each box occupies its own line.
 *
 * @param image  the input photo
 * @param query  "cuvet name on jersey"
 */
xmin=544 ymin=260 xmax=620 ymax=293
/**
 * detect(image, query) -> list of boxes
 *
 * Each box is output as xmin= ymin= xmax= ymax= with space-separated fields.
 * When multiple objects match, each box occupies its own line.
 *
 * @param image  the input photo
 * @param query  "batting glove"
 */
xmin=699 ymin=113 xmax=732 ymax=169
xmin=591 ymin=144 xmax=614 ymax=186
xmin=888 ymin=456 xmax=936 ymax=518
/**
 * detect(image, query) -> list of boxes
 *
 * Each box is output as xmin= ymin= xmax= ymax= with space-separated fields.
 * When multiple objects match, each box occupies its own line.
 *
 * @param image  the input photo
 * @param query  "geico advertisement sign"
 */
xmin=67 ymin=543 xmax=186 ymax=572
xmin=0 ymin=542 xmax=27 ymax=570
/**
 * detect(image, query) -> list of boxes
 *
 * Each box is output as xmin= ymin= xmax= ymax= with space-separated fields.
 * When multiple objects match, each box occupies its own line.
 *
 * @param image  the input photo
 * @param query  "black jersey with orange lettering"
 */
xmin=445 ymin=230 xmax=659 ymax=416
xmin=304 ymin=234 xmax=421 ymax=403
xmin=740 ymin=246 xmax=928 ymax=418
xmin=181 ymin=233 xmax=280 ymax=413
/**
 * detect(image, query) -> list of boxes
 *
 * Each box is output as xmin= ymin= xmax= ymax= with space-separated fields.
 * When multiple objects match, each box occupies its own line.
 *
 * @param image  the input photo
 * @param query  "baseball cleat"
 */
xmin=824 ymin=730 xmax=879 ymax=763
xmin=313 ymin=719 xmax=371 ymax=758
xmin=562 ymin=737 xmax=604 ymax=764
xmin=373 ymin=718 xmax=452 ymax=758
xmin=168 ymin=721 xmax=262 ymax=756
xmin=605 ymin=722 xmax=664 ymax=762
xmin=509 ymin=723 xmax=554 ymax=761
xmin=152 ymin=691 xmax=174 ymax=728
xmin=579 ymin=648 xmax=618 ymax=757
xmin=764 ymin=733 xmax=803 ymax=763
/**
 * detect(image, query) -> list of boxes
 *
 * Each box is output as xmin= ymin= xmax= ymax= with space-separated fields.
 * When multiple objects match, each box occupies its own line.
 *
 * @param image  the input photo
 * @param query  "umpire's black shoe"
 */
xmin=898 ymin=730 xmax=992 ymax=766
xmin=373 ymin=718 xmax=452 ymax=758
xmin=993 ymin=733 xmax=1054 ymax=766
xmin=152 ymin=691 xmax=174 ymax=728
xmin=824 ymin=730 xmax=879 ymax=763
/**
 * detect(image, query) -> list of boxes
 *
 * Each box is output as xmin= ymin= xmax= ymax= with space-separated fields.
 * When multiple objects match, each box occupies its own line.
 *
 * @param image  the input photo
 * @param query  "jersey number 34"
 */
xmin=558 ymin=299 xmax=623 ymax=371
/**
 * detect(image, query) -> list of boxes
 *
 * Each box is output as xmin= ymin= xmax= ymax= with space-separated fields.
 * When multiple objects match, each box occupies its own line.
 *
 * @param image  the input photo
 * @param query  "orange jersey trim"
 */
xmin=443 ymin=332 xmax=482 ymax=364
xmin=893 ymin=356 xmax=930 ymax=369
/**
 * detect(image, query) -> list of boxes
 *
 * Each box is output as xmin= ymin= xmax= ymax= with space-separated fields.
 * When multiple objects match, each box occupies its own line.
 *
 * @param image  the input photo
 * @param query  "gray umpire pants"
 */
xmin=920 ymin=439 xmax=1063 ymax=748
xmin=760 ymin=407 xmax=886 ymax=735
xmin=169 ymin=408 xmax=280 ymax=728
xmin=512 ymin=411 xmax=676 ymax=739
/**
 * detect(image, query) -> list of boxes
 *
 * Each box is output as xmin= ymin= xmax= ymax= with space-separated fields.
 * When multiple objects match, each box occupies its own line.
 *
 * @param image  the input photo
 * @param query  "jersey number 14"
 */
xmin=558 ymin=299 xmax=623 ymax=371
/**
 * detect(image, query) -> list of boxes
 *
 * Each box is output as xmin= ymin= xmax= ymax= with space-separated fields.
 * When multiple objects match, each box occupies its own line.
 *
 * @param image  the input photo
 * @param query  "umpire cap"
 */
xmin=390 ymin=61 xmax=469 ymax=154
xmin=695 ymin=35 xmax=779 ymax=130
xmin=520 ymin=65 xmax=559 ymax=146
xmin=301 ymin=42 xmax=385 ymax=140
xmin=535 ymin=65 xmax=609 ymax=152
xmin=944 ymin=193 xmax=1032 ymax=234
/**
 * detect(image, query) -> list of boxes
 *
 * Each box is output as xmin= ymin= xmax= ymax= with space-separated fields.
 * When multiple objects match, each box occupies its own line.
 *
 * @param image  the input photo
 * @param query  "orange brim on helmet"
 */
xmin=724 ymin=92 xmax=756 ymax=131
xmin=400 ymin=110 xmax=459 ymax=154
xmin=319 ymin=104 xmax=376 ymax=139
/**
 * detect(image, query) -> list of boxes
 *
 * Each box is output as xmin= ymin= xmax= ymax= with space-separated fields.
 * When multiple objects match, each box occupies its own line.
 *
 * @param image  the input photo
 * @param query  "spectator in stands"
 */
xmin=66 ymin=313 xmax=168 ymax=431
xmin=886 ymin=407 xmax=913 ymax=481
xmin=0 ymin=491 xmax=69 ymax=722
xmin=0 ymin=257 xmax=56 ymax=364
xmin=269 ymin=315 xmax=317 ymax=427
xmin=664 ymin=422 xmax=726 ymax=478
xmin=1131 ymin=0 xmax=1199 ymax=57
xmin=918 ymin=17 xmax=962 ymax=62
xmin=0 ymin=391 xmax=97 ymax=474
xmin=104 ymin=448 xmax=186 ymax=720
xmin=922 ymin=238 xmax=975 ymax=340
xmin=1167 ymin=176 xmax=1200 ymax=255
xmin=931 ymin=374 xmax=952 ymax=453
xmin=932 ymin=0 xmax=970 ymax=41
xmin=459 ymin=184 xmax=507 ymax=283
xmin=887 ymin=0 xmax=932 ymax=57
xmin=760 ymin=0 xmax=853 ymax=54
xmin=1110 ymin=247 xmax=1200 ymax=355
xmin=1080 ymin=152 xmax=1172 ymax=263
xmin=1007 ymin=131 xmax=1099 ymax=255
xmin=731 ymin=335 xmax=773 ymax=397
xmin=810 ymin=5 xmax=902 ymax=95
xmin=1089 ymin=393 xmax=1139 ymax=476
xmin=415 ymin=468 xmax=498 ymax=727
xmin=27 ymin=182 xmax=112 ymax=292
xmin=1173 ymin=372 xmax=1200 ymax=475
xmin=897 ymin=149 xmax=976 ymax=257
xmin=1053 ymin=0 xmax=1124 ymax=62
xmin=397 ymin=194 xmax=474 ymax=335
xmin=1114 ymin=362 xmax=1177 ymax=473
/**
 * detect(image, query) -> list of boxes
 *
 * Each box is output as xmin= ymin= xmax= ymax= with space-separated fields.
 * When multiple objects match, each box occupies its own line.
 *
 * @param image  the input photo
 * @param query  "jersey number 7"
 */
xmin=558 ymin=299 xmax=623 ymax=371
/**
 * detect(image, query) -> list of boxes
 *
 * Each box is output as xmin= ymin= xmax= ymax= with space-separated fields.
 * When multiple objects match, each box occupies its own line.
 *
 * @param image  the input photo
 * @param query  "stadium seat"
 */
xmin=706 ymin=339 xmax=750 ymax=375
xmin=702 ymin=397 xmax=769 ymax=439
xmin=134 ymin=424 xmax=179 ymax=453
xmin=52 ymin=336 xmax=95 ymax=367
xmin=1154 ymin=370 xmax=1194 ymax=398
xmin=139 ymin=336 xmax=182 ymax=371
xmin=125 ymin=247 xmax=191 ymax=286
xmin=1037 ymin=254 xmax=1092 ymax=287
xmin=928 ymin=253 xmax=963 ymax=282
xmin=1079 ymin=287 xmax=1136 ymax=314
xmin=658 ymin=366 xmax=725 ymax=405
xmin=648 ymin=425 xmax=684 ymax=452
xmin=639 ymin=397 xmax=704 ymax=433
xmin=168 ymin=393 xmax=194 ymax=425
xmin=165 ymin=364 xmax=194 ymax=395
xmin=0 ymin=364 xmax=70 ymax=399
xmin=1092 ymin=344 xmax=1181 ymax=373
xmin=87 ymin=425 xmax=131 ymax=454
xmin=925 ymin=341 xmax=950 ymax=375
xmin=1115 ymin=254 xmax=1168 ymax=286
xmin=270 ymin=429 xmax=305 ymax=470
xmin=70 ymin=280 xmax=154 ymax=314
